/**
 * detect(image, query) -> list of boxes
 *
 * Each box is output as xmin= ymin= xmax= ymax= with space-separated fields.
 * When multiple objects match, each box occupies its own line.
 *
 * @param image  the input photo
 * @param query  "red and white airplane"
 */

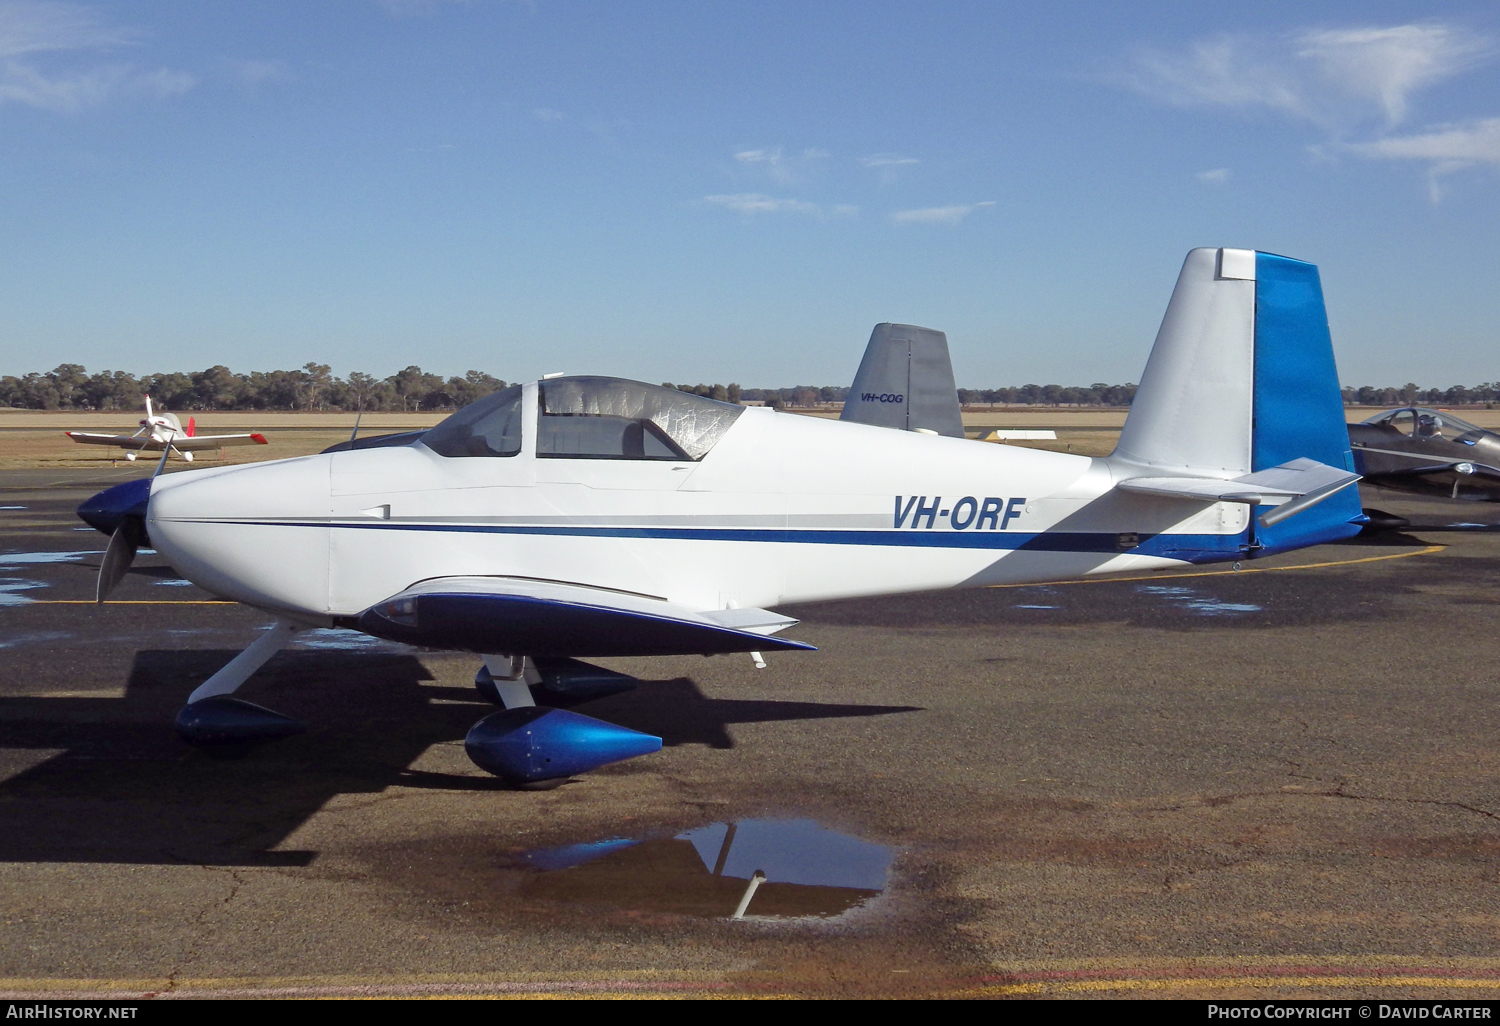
xmin=66 ymin=396 xmax=267 ymax=462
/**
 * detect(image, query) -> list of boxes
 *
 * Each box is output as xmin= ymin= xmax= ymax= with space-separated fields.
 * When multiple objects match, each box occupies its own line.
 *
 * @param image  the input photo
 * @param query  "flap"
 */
xmin=357 ymin=576 xmax=813 ymax=658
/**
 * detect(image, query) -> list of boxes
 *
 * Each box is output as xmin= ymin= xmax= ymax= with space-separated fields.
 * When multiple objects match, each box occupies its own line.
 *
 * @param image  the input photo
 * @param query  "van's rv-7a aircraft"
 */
xmin=66 ymin=396 xmax=268 ymax=462
xmin=76 ymin=248 xmax=1367 ymax=788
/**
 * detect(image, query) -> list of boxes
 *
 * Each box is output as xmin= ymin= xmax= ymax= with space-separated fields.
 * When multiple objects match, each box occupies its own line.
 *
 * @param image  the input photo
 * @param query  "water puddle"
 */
xmin=1449 ymin=522 xmax=1491 ymax=529
xmin=1014 ymin=604 xmax=1058 ymax=610
xmin=294 ymin=627 xmax=412 ymax=652
xmin=153 ymin=579 xmax=197 ymax=587
xmin=0 ymin=506 xmax=26 ymax=510
xmin=0 ymin=551 xmax=101 ymax=567
xmin=1136 ymin=584 xmax=1260 ymax=616
xmin=0 ymin=579 xmax=47 ymax=607
xmin=512 ymin=819 xmax=894 ymax=920
xmin=0 ymin=630 xmax=74 ymax=649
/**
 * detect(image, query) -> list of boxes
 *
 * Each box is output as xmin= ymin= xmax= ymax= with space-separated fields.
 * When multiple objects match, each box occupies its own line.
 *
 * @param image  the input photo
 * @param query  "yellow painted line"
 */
xmin=964 ymin=974 xmax=1500 ymax=996
xmin=987 ymin=544 xmax=1445 ymax=589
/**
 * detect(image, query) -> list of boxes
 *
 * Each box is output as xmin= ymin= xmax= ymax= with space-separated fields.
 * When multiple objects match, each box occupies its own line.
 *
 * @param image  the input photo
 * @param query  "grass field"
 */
xmin=2 ymin=406 xmax=1493 ymax=469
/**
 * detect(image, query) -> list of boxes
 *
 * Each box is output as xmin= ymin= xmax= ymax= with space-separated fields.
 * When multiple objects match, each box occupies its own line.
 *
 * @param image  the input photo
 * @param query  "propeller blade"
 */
xmin=96 ymin=518 xmax=142 ymax=603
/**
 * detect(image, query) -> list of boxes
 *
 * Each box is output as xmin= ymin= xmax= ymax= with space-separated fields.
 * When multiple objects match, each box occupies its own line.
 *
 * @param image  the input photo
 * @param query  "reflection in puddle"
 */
xmin=1137 ymin=584 xmax=1260 ymax=616
xmin=1450 ymin=523 xmax=1490 ymax=529
xmin=1014 ymin=604 xmax=1057 ymax=610
xmin=153 ymin=579 xmax=196 ymax=587
xmin=0 ymin=579 xmax=47 ymax=607
xmin=515 ymin=819 xmax=894 ymax=920
xmin=0 ymin=506 xmax=26 ymax=510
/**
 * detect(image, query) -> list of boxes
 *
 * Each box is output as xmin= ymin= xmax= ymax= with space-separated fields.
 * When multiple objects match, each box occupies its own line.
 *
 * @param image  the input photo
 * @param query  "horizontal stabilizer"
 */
xmin=357 ymin=576 xmax=813 ymax=657
xmin=1118 ymin=457 xmax=1360 ymax=527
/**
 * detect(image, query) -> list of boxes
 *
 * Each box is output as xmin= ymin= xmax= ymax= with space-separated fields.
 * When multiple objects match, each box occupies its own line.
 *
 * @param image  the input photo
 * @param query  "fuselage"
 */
xmin=1350 ymin=407 xmax=1500 ymax=500
xmin=145 ymin=380 xmax=1253 ymax=623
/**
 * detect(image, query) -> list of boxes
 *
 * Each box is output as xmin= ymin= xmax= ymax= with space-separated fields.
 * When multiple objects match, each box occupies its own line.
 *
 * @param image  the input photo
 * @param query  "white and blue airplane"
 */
xmin=76 ymin=248 xmax=1366 ymax=788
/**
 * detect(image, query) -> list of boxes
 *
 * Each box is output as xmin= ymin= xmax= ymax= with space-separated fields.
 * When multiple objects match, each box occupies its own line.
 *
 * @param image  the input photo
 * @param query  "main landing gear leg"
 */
xmin=175 ymin=619 xmax=309 ymax=748
xmin=475 ymin=653 xmax=536 ymax=709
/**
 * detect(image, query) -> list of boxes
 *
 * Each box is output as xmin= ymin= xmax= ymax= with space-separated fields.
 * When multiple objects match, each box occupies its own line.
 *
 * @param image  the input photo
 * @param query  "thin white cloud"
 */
xmin=891 ymin=201 xmax=994 ymax=225
xmin=700 ymin=193 xmax=855 ymax=219
xmin=1197 ymin=167 xmax=1230 ymax=183
xmin=1347 ymin=118 xmax=1500 ymax=200
xmin=1123 ymin=23 xmax=1499 ymax=199
xmin=1125 ymin=23 xmax=1491 ymax=131
xmin=1297 ymin=25 xmax=1488 ymax=127
xmin=701 ymin=193 xmax=821 ymax=216
xmin=532 ymin=106 xmax=565 ymax=122
xmin=859 ymin=153 xmax=919 ymax=167
xmin=0 ymin=0 xmax=135 ymax=57
xmin=731 ymin=145 xmax=831 ymax=185
xmin=0 ymin=0 xmax=194 ymax=112
xmin=734 ymin=147 xmax=781 ymax=164
xmin=734 ymin=146 xmax=793 ymax=183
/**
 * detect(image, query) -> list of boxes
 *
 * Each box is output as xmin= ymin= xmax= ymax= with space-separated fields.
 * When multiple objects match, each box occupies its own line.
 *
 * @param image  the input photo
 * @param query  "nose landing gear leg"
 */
xmin=175 ymin=619 xmax=308 ymax=749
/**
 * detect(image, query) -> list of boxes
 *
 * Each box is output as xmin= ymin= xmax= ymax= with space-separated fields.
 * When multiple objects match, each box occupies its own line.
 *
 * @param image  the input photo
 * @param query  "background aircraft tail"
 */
xmin=1112 ymin=247 xmax=1361 ymax=554
xmin=840 ymin=323 xmax=964 ymax=438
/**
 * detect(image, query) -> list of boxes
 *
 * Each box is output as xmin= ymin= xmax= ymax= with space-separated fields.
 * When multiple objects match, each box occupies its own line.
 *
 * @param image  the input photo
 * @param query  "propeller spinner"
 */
xmin=77 ymin=477 xmax=153 ymax=603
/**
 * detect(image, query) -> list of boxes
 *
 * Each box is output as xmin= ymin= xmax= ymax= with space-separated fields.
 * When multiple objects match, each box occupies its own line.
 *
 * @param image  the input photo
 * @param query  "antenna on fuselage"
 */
xmin=349 ymin=402 xmax=364 ymax=446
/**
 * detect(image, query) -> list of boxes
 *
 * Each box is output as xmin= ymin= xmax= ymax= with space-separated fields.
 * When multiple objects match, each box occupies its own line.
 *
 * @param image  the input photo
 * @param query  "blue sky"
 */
xmin=1 ymin=0 xmax=1497 ymax=388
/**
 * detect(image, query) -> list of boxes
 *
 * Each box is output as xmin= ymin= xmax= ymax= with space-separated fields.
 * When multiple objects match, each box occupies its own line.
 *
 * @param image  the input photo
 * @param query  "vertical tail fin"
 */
xmin=1113 ymin=248 xmax=1361 ymax=554
xmin=840 ymin=323 xmax=964 ymax=438
xmin=186 ymin=416 xmax=196 ymax=437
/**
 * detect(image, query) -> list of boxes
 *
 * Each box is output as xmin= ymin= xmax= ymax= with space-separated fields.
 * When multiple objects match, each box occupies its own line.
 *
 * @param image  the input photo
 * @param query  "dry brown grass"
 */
xmin=0 ymin=411 xmax=443 ymax=469
xmin=1 ymin=404 xmax=1490 ymax=469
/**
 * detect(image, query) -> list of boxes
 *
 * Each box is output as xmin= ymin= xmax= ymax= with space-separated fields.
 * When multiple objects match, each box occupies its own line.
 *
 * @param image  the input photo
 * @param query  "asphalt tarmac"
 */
xmin=3 ymin=468 xmax=1500 ymax=999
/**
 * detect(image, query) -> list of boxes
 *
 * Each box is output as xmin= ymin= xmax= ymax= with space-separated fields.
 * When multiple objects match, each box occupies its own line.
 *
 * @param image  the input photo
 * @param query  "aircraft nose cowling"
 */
xmin=148 ymin=456 xmax=333 ymax=616
xmin=77 ymin=477 xmax=151 ymax=535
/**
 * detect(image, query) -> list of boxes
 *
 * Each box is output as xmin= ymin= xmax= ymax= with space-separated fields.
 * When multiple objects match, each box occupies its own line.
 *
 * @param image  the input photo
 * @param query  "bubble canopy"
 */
xmin=420 ymin=377 xmax=744 ymax=461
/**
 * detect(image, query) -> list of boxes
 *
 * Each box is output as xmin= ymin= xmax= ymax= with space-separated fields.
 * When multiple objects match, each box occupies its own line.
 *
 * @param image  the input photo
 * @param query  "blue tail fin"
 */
xmin=1113 ymin=248 xmax=1361 ymax=559
xmin=1250 ymin=252 xmax=1361 ymax=555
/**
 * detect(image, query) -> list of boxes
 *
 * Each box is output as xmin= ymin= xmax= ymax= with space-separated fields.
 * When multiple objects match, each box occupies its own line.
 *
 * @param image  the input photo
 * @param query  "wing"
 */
xmin=355 ymin=576 xmax=815 ymax=658
xmin=65 ymin=432 xmax=151 ymax=449
xmin=1118 ymin=457 xmax=1361 ymax=527
xmin=169 ymin=433 xmax=268 ymax=451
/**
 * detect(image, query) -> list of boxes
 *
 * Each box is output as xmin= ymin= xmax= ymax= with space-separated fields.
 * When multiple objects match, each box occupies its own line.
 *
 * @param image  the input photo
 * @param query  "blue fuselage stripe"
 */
xmin=193 ymin=519 xmax=1245 ymax=558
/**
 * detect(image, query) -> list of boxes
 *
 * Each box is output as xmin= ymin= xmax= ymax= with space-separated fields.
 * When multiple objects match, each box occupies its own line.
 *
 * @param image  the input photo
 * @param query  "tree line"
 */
xmin=5 ymin=363 xmax=1492 ymax=412
xmin=0 ymin=364 xmax=507 ymax=412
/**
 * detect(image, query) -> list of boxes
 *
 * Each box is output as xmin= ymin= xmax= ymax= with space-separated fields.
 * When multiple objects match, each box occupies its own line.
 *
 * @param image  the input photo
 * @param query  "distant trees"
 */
xmin=8 ymin=361 xmax=1498 ymax=413
xmin=0 ymin=364 xmax=508 ymax=412
xmin=1340 ymin=383 xmax=1500 ymax=407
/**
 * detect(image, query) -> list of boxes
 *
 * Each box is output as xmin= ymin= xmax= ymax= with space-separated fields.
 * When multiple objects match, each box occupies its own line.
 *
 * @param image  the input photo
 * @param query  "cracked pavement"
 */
xmin=2 ymin=472 xmax=1500 ymax=997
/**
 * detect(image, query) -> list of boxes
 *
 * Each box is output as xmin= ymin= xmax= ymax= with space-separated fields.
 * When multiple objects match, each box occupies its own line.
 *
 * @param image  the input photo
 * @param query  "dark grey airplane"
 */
xmin=1350 ymin=408 xmax=1500 ymax=502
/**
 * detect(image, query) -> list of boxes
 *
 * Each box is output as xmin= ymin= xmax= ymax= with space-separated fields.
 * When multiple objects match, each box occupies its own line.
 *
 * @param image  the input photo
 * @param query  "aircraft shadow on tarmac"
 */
xmin=0 ymin=648 xmax=918 ymax=867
